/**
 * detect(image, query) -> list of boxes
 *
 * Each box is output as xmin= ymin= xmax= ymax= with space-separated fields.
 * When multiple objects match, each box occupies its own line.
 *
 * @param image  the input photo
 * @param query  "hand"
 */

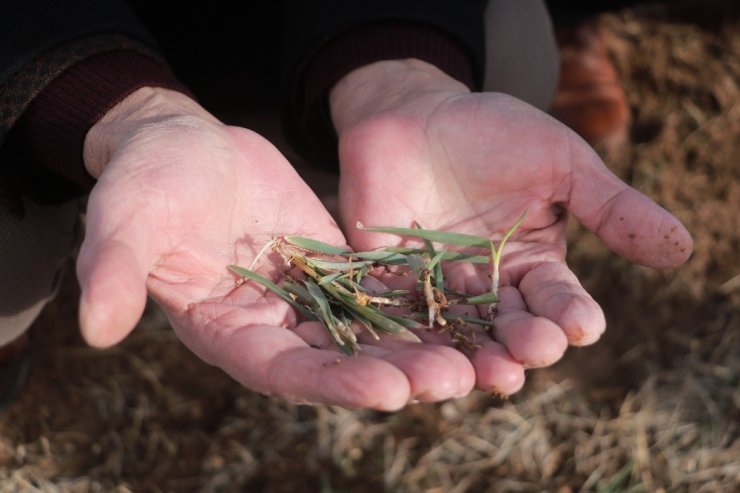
xmin=77 ymin=87 xmax=476 ymax=410
xmin=330 ymin=60 xmax=693 ymax=395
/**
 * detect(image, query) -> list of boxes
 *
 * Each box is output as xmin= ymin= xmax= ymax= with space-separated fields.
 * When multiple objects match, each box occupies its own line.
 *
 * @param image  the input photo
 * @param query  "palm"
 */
xmin=338 ymin=92 xmax=692 ymax=394
xmin=79 ymin=122 xmax=476 ymax=409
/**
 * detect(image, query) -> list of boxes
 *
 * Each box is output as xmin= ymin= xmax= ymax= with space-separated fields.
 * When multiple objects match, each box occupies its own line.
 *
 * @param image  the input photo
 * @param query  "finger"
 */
xmin=470 ymin=340 xmax=526 ymax=396
xmin=568 ymin=141 xmax=692 ymax=268
xmin=362 ymin=269 xmax=526 ymax=396
xmin=292 ymin=321 xmax=346 ymax=350
xmin=297 ymin=322 xmax=475 ymax=402
xmin=76 ymin=181 xmax=159 ymax=348
xmin=209 ymin=323 xmax=412 ymax=410
xmin=77 ymin=237 xmax=150 ymax=348
xmin=441 ymin=297 xmax=543 ymax=394
xmin=488 ymin=286 xmax=569 ymax=367
xmin=328 ymin=260 xmax=520 ymax=397
xmin=379 ymin=345 xmax=475 ymax=401
xmin=443 ymin=300 xmax=534 ymax=392
xmin=517 ymin=262 xmax=605 ymax=346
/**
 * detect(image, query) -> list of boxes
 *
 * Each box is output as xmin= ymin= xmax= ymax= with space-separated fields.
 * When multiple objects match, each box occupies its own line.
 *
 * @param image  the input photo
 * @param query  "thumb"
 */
xmin=76 ymin=230 xmax=152 ymax=349
xmin=567 ymin=142 xmax=693 ymax=268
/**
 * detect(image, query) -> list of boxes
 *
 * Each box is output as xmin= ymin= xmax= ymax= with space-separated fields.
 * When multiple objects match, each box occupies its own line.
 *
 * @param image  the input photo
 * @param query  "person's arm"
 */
xmin=328 ymin=58 xmax=693 ymax=395
xmin=280 ymin=0 xmax=487 ymax=168
xmin=0 ymin=0 xmax=185 ymax=200
xmin=2 ymin=2 xmax=482 ymax=410
xmin=279 ymin=2 xmax=567 ymax=395
xmin=77 ymin=85 xmax=479 ymax=410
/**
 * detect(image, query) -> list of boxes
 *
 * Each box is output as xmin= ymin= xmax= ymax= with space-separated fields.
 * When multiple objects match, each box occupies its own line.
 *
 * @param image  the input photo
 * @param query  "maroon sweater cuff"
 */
xmin=288 ymin=22 xmax=476 ymax=167
xmin=10 ymin=50 xmax=189 ymax=193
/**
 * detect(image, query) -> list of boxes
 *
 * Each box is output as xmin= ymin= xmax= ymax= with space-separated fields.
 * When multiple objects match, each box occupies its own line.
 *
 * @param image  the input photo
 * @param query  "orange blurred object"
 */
xmin=550 ymin=19 xmax=630 ymax=149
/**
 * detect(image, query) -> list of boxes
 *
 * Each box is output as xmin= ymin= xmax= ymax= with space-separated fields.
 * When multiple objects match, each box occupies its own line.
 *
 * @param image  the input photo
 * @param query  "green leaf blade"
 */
xmin=357 ymin=223 xmax=492 ymax=248
xmin=463 ymin=292 xmax=499 ymax=304
xmin=305 ymin=280 xmax=358 ymax=354
xmin=284 ymin=236 xmax=351 ymax=255
xmin=350 ymin=250 xmax=409 ymax=263
xmin=304 ymin=258 xmax=376 ymax=272
xmin=406 ymin=254 xmax=427 ymax=280
xmin=228 ymin=265 xmax=314 ymax=319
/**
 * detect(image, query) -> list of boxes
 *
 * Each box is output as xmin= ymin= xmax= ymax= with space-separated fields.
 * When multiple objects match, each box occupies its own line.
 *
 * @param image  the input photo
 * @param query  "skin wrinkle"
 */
xmin=422 ymin=95 xmax=467 ymax=194
xmin=155 ymin=240 xmax=295 ymax=344
xmin=149 ymin=254 xmax=225 ymax=306
xmin=215 ymin=320 xmax=308 ymax=394
xmin=433 ymin=142 xmax=467 ymax=218
xmin=566 ymin=135 xmax=629 ymax=238
xmin=392 ymin=183 xmax=422 ymax=221
xmin=521 ymin=262 xmax=574 ymax=294
xmin=262 ymin=340 xmax=308 ymax=395
xmin=181 ymin=302 xmax=237 ymax=365
xmin=479 ymin=198 xmax=527 ymax=240
xmin=518 ymin=261 xmax=602 ymax=345
xmin=547 ymin=132 xmax=572 ymax=207
xmin=390 ymin=112 xmax=443 ymax=218
xmin=592 ymin=188 xmax=631 ymax=240
xmin=507 ymin=213 xmax=567 ymax=255
xmin=427 ymin=112 xmax=528 ymax=239
xmin=428 ymin=99 xmax=485 ymax=223
xmin=101 ymin=165 xmax=184 ymax=262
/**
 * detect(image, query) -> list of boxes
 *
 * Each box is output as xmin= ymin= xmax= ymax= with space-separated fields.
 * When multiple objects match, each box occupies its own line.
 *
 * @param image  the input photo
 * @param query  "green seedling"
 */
xmin=229 ymin=213 xmax=525 ymax=355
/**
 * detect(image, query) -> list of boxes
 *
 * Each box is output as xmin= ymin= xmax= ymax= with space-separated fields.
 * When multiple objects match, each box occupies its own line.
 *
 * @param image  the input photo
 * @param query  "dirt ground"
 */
xmin=1 ymin=1 xmax=738 ymax=492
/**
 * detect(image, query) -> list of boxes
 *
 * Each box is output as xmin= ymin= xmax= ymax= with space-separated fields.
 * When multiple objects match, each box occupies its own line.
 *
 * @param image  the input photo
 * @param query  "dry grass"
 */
xmin=1 ymin=2 xmax=739 ymax=492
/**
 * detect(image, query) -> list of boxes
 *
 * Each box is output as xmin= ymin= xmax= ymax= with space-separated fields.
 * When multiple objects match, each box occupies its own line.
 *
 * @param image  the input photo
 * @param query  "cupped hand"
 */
xmin=331 ymin=60 xmax=693 ymax=396
xmin=78 ymin=87 xmax=476 ymax=410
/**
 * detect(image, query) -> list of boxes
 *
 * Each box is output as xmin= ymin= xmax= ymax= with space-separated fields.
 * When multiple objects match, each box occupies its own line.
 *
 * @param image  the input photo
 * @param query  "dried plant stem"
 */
xmin=422 ymin=270 xmax=447 ymax=328
xmin=488 ymin=211 xmax=527 ymax=320
xmin=489 ymin=264 xmax=502 ymax=319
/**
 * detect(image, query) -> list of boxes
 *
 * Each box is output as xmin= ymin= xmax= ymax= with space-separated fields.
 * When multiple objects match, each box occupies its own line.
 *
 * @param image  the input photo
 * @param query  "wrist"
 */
xmin=83 ymin=87 xmax=219 ymax=178
xmin=329 ymin=58 xmax=469 ymax=133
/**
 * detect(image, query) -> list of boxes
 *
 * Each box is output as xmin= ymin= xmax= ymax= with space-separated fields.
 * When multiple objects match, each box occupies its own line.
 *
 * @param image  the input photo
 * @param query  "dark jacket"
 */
xmin=0 ymin=1 xmax=487 ymax=203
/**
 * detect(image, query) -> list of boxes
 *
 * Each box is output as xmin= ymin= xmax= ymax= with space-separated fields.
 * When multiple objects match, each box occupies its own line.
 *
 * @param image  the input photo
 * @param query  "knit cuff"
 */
xmin=286 ymin=21 xmax=476 ymax=168
xmin=10 ymin=50 xmax=190 ymax=193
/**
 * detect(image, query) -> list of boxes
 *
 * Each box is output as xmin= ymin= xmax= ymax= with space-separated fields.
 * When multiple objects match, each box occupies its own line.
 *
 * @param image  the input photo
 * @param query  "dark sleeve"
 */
xmin=281 ymin=0 xmax=488 ymax=169
xmin=0 ymin=0 xmax=187 ymax=201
